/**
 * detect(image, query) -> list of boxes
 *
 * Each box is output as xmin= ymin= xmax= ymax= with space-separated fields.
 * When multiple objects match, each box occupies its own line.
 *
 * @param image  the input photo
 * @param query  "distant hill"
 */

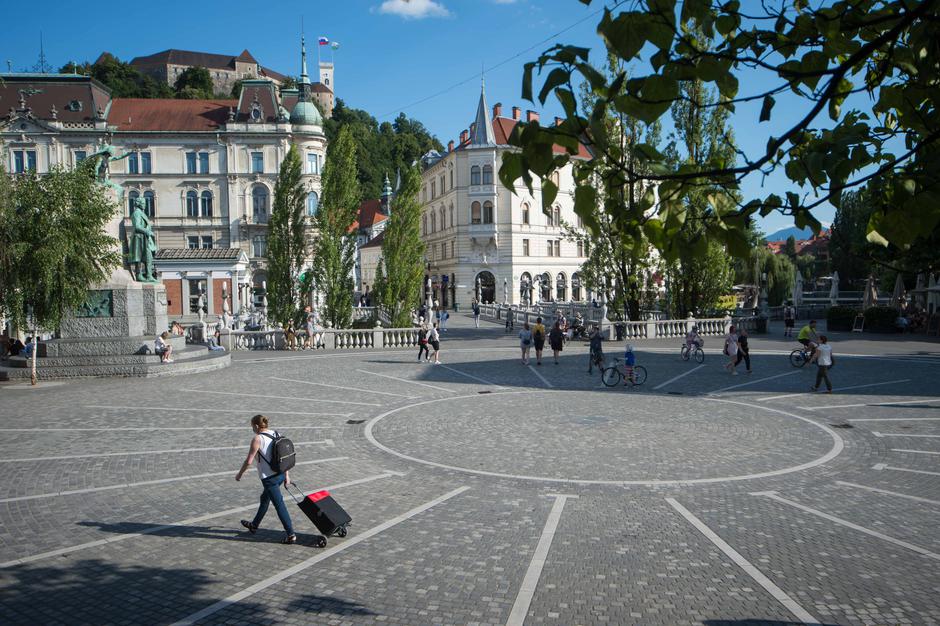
xmin=765 ymin=226 xmax=819 ymax=241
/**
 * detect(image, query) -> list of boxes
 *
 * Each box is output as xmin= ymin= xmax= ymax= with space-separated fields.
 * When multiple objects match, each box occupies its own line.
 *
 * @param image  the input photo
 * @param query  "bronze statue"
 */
xmin=88 ymin=143 xmax=134 ymax=198
xmin=128 ymin=197 xmax=157 ymax=282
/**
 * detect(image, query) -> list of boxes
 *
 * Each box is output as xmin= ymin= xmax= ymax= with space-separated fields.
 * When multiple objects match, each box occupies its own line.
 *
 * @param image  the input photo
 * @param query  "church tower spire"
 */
xmin=469 ymin=76 xmax=496 ymax=146
xmin=299 ymin=35 xmax=312 ymax=101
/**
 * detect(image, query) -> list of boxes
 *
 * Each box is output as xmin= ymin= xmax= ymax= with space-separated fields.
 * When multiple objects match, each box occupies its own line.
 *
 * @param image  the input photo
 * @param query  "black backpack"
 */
xmin=259 ymin=431 xmax=296 ymax=474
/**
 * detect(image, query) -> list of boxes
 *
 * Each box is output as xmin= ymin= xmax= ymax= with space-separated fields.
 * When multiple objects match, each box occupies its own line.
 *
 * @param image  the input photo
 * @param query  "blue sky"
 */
xmin=4 ymin=0 xmax=846 ymax=236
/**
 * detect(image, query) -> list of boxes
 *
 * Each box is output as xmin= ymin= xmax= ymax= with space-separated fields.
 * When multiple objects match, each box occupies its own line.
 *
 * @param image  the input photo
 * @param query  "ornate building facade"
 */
xmin=0 ymin=39 xmax=327 ymax=322
xmin=418 ymin=86 xmax=591 ymax=309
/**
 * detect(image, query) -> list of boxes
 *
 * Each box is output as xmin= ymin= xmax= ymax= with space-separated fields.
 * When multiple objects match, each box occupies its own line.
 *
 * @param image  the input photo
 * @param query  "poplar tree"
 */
xmin=311 ymin=126 xmax=360 ymax=328
xmin=266 ymin=145 xmax=307 ymax=328
xmin=376 ymin=166 xmax=425 ymax=327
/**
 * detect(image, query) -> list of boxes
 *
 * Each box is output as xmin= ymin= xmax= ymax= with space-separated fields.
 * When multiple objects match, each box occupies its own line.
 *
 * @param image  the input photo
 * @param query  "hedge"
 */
xmin=863 ymin=306 xmax=900 ymax=333
xmin=826 ymin=305 xmax=857 ymax=331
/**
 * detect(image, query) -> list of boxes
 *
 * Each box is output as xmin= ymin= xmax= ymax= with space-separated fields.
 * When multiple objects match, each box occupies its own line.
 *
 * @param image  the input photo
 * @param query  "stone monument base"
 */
xmin=0 ymin=280 xmax=229 ymax=381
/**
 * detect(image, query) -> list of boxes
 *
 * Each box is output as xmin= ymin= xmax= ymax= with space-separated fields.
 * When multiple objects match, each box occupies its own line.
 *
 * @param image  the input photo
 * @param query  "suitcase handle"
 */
xmin=283 ymin=481 xmax=304 ymax=505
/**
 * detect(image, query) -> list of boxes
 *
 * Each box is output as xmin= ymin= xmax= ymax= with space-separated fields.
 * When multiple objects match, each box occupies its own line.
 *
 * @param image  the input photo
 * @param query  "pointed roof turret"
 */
xmin=469 ymin=77 xmax=495 ymax=146
xmin=290 ymin=34 xmax=323 ymax=127
xmin=382 ymin=173 xmax=393 ymax=199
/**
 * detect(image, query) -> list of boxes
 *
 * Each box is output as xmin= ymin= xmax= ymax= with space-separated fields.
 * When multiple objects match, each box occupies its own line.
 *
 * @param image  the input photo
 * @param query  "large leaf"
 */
xmin=538 ymin=68 xmax=571 ymax=105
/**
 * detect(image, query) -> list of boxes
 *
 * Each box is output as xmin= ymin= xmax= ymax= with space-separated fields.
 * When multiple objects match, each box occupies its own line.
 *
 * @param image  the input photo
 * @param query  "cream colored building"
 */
xmin=419 ymin=87 xmax=590 ymax=309
xmin=0 ymin=39 xmax=327 ymax=321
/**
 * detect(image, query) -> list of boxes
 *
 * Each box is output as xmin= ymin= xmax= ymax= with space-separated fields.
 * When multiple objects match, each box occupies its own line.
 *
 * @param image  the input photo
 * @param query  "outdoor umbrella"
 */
xmin=929 ymin=274 xmax=939 ymax=312
xmin=891 ymin=274 xmax=906 ymax=309
xmin=829 ymin=271 xmax=840 ymax=306
xmin=861 ymin=276 xmax=878 ymax=310
xmin=914 ymin=273 xmax=926 ymax=308
xmin=791 ymin=270 xmax=804 ymax=306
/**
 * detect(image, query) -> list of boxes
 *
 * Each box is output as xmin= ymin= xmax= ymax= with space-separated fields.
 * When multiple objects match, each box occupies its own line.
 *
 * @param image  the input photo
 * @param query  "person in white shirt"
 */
xmin=810 ymin=334 xmax=834 ymax=393
xmin=155 ymin=331 xmax=173 ymax=363
xmin=723 ymin=326 xmax=739 ymax=375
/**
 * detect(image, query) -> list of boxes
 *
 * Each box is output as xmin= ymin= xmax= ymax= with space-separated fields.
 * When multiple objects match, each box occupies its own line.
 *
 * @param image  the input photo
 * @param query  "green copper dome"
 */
xmin=290 ymin=100 xmax=322 ymax=126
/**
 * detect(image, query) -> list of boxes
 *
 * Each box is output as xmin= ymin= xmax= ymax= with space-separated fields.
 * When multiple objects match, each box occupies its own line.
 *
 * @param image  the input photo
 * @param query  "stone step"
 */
xmin=5 ymin=344 xmax=210 ymax=368
xmin=41 ymin=334 xmax=187 ymax=358
xmin=0 ymin=350 xmax=229 ymax=381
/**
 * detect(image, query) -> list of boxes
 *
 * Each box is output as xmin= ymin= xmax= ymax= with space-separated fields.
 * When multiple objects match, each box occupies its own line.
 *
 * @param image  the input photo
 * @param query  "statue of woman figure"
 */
xmin=128 ymin=197 xmax=157 ymax=282
xmin=88 ymin=143 xmax=135 ymax=198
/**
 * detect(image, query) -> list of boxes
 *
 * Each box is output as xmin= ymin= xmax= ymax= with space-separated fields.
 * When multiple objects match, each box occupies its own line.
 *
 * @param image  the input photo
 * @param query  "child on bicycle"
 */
xmin=685 ymin=325 xmax=703 ymax=351
xmin=622 ymin=343 xmax=637 ymax=386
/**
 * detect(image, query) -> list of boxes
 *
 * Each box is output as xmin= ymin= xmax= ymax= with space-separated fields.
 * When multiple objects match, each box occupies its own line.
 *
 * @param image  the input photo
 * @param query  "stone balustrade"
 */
xmin=220 ymin=327 xmax=421 ymax=351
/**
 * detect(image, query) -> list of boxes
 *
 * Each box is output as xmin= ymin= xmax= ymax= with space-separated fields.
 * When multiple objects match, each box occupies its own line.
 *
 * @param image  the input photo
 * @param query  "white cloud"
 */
xmin=377 ymin=0 xmax=451 ymax=19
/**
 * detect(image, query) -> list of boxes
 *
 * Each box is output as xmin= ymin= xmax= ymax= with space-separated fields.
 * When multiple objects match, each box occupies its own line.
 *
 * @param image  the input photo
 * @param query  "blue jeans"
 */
xmin=251 ymin=474 xmax=294 ymax=536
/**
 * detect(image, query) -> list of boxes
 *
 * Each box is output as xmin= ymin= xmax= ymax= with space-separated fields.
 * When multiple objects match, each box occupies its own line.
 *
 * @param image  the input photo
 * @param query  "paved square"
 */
xmin=2 ymin=314 xmax=939 ymax=625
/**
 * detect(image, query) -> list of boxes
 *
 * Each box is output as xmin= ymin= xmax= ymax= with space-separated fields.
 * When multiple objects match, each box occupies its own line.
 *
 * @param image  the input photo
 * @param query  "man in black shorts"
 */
xmin=783 ymin=302 xmax=796 ymax=337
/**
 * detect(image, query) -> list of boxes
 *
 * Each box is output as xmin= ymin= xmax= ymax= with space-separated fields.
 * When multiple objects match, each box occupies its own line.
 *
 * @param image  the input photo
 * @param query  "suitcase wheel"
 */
xmin=315 ymin=536 xmax=327 ymax=548
xmin=337 ymin=526 xmax=348 ymax=538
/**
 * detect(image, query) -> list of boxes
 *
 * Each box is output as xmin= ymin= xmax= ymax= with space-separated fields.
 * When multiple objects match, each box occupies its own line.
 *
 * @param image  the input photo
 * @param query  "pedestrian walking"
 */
xmin=532 ymin=317 xmax=546 ymax=365
xmin=417 ymin=324 xmax=430 ymax=362
xmin=440 ymin=309 xmax=449 ymax=332
xmin=505 ymin=307 xmax=515 ymax=333
xmin=472 ymin=300 xmax=481 ymax=328
xmin=724 ymin=325 xmax=739 ymax=375
xmin=428 ymin=323 xmax=442 ymax=364
xmin=810 ymin=335 xmax=834 ymax=393
xmin=784 ymin=302 xmax=796 ymax=337
xmin=548 ymin=321 xmax=564 ymax=364
xmin=519 ymin=322 xmax=533 ymax=365
xmin=734 ymin=327 xmax=752 ymax=374
xmin=587 ymin=326 xmax=604 ymax=374
xmin=236 ymin=414 xmax=296 ymax=544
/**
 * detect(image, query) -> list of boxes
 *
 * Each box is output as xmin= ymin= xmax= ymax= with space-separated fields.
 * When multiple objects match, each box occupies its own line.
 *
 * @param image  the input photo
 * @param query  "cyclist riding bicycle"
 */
xmin=685 ymin=325 xmax=703 ymax=351
xmin=797 ymin=319 xmax=819 ymax=357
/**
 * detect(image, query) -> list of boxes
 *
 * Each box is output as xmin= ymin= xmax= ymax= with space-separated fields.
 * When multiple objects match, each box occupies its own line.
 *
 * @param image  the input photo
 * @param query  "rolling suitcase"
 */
xmin=286 ymin=484 xmax=351 ymax=546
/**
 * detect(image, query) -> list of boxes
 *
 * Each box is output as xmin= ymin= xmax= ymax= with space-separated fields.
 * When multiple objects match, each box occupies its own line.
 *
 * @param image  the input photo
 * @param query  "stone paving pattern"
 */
xmin=1 ymin=314 xmax=939 ymax=625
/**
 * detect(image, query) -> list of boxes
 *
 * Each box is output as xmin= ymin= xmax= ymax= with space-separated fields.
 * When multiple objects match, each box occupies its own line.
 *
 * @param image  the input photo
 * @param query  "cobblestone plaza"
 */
xmin=2 ymin=316 xmax=939 ymax=625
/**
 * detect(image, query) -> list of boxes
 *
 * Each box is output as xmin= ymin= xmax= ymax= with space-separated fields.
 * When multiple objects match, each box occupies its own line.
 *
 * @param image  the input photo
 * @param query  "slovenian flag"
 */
xmin=318 ymin=37 xmax=329 ymax=46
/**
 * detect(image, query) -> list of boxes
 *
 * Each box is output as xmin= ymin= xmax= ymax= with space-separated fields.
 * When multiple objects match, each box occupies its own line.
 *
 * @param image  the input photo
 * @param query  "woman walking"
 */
xmin=532 ymin=317 xmax=547 ymax=365
xmin=734 ymin=327 xmax=752 ymax=374
xmin=417 ymin=324 xmax=430 ymax=362
xmin=548 ymin=321 xmax=565 ymax=365
xmin=236 ymin=414 xmax=296 ymax=544
xmin=519 ymin=322 xmax=533 ymax=365
xmin=724 ymin=325 xmax=739 ymax=375
xmin=428 ymin=322 xmax=442 ymax=364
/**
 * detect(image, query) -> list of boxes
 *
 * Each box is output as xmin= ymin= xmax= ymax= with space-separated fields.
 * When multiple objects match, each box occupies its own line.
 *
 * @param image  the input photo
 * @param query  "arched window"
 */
xmin=439 ymin=207 xmax=446 ymax=231
xmin=200 ymin=190 xmax=213 ymax=217
xmin=482 ymin=164 xmax=493 ymax=185
xmin=519 ymin=272 xmax=533 ymax=304
xmin=572 ymin=272 xmax=582 ymax=301
xmin=449 ymin=165 xmax=454 ymax=189
xmin=306 ymin=191 xmax=319 ymax=217
xmin=521 ymin=202 xmax=530 ymax=224
xmin=128 ymin=190 xmax=140 ymax=214
xmin=252 ymin=235 xmax=267 ymax=257
xmin=550 ymin=171 xmax=561 ymax=188
xmin=471 ymin=201 xmax=482 ymax=224
xmin=553 ymin=206 xmax=561 ymax=227
xmin=431 ymin=212 xmax=437 ymax=233
xmin=252 ymin=185 xmax=268 ymax=222
xmin=142 ymin=191 xmax=155 ymax=218
xmin=556 ymin=273 xmax=567 ymax=302
xmin=470 ymin=165 xmax=481 ymax=186
xmin=449 ymin=204 xmax=454 ymax=228
xmin=540 ymin=272 xmax=552 ymax=302
xmin=186 ymin=190 xmax=198 ymax=217
xmin=483 ymin=201 xmax=494 ymax=224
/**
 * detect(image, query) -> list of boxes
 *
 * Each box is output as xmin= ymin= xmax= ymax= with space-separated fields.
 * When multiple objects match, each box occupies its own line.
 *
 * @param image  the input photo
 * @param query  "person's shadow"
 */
xmin=77 ymin=519 xmax=326 ymax=547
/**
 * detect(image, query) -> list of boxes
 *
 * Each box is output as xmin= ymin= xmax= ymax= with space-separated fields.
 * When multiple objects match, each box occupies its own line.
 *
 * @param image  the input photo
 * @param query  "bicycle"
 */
xmin=789 ymin=345 xmax=814 ymax=368
xmin=601 ymin=358 xmax=648 ymax=387
xmin=680 ymin=342 xmax=705 ymax=363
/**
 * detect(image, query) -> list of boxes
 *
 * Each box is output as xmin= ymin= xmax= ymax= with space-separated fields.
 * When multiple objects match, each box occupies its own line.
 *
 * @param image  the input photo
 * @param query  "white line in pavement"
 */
xmin=653 ymin=364 xmax=705 ymax=390
xmin=752 ymin=491 xmax=940 ymax=561
xmin=437 ymin=364 xmax=504 ymax=388
xmin=5 ymin=426 xmax=332 ymax=432
xmin=0 ymin=472 xmax=398 ymax=569
xmin=355 ymin=369 xmax=453 ymax=393
xmin=0 ymin=457 xmax=347 ymax=504
xmin=269 ymin=376 xmax=416 ymax=399
xmin=707 ymin=371 xmax=800 ymax=396
xmin=665 ymin=497 xmax=820 ymax=625
xmin=506 ymin=494 xmax=577 ymax=626
xmin=873 ymin=432 xmax=940 ymax=438
xmin=179 ymin=388 xmax=381 ymax=407
xmin=891 ymin=448 xmax=940 ymax=456
xmin=835 ymin=481 xmax=940 ymax=506
xmin=757 ymin=379 xmax=911 ymax=402
xmin=0 ymin=440 xmax=333 ymax=463
xmin=874 ymin=464 xmax=940 ymax=477
xmin=851 ymin=416 xmax=940 ymax=422
xmin=799 ymin=398 xmax=940 ymax=411
xmin=169 ymin=486 xmax=470 ymax=626
xmin=83 ymin=405 xmax=350 ymax=416
xmin=527 ymin=365 xmax=554 ymax=388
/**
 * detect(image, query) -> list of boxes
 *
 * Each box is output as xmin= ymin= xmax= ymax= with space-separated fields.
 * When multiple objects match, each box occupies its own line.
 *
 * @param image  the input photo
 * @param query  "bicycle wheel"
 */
xmin=693 ymin=348 xmax=705 ymax=363
xmin=789 ymin=349 xmax=806 ymax=368
xmin=632 ymin=365 xmax=648 ymax=386
xmin=680 ymin=345 xmax=690 ymax=361
xmin=602 ymin=367 xmax=622 ymax=387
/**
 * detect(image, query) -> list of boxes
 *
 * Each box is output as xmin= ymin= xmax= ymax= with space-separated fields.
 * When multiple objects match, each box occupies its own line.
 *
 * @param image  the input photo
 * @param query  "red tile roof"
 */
xmin=131 ymin=49 xmax=252 ymax=71
xmin=356 ymin=199 xmax=389 ymax=230
xmin=108 ymin=98 xmax=234 ymax=131
xmin=456 ymin=116 xmax=591 ymax=159
xmin=0 ymin=74 xmax=111 ymax=124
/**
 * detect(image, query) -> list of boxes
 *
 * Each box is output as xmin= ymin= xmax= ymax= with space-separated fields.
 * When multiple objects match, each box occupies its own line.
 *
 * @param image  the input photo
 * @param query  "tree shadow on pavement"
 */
xmin=703 ymin=621 xmax=839 ymax=626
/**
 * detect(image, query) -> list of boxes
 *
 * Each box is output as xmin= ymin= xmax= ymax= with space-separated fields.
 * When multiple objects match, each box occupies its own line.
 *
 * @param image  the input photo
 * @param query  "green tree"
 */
xmin=311 ymin=126 xmax=360 ymax=329
xmin=830 ymin=189 xmax=875 ymax=286
xmin=81 ymin=54 xmax=173 ymax=98
xmin=266 ymin=146 xmax=307 ymax=328
xmin=376 ymin=166 xmax=425 ymax=326
xmin=502 ymin=0 xmax=940 ymax=263
xmin=784 ymin=236 xmax=798 ymax=259
xmin=0 ymin=162 xmax=122 ymax=384
xmin=174 ymin=67 xmax=214 ymax=99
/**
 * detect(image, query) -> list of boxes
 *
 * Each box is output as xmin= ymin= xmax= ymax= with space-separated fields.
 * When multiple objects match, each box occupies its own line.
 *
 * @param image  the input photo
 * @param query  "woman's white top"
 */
xmin=255 ymin=429 xmax=277 ymax=479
